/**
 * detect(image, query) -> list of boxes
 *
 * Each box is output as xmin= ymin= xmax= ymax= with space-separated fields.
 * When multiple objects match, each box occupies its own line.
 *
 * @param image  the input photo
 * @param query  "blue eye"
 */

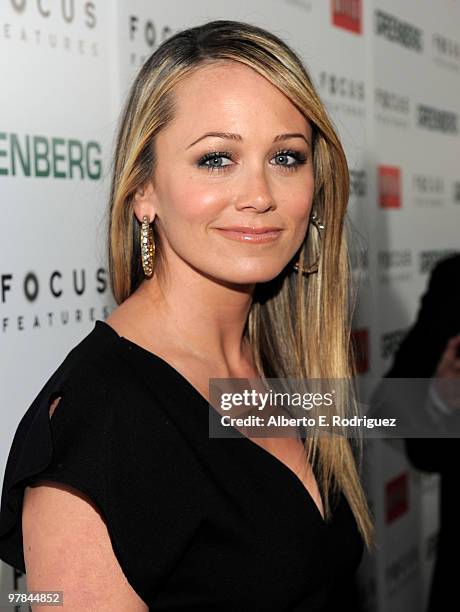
xmin=197 ymin=149 xmax=308 ymax=173
xmin=272 ymin=149 xmax=307 ymax=171
xmin=197 ymin=151 xmax=233 ymax=172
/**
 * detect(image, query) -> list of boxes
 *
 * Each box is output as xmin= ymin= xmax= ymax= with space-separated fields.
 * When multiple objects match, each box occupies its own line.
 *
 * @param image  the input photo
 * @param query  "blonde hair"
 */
xmin=107 ymin=19 xmax=374 ymax=548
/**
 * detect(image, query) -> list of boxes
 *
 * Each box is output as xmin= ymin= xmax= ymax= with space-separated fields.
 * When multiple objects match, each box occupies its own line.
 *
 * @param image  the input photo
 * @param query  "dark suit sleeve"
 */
xmin=386 ymin=258 xmax=456 ymax=379
xmin=385 ymin=256 xmax=460 ymax=472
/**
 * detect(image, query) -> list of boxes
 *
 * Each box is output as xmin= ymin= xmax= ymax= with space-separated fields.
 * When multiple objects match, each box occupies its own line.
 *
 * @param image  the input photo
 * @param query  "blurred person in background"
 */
xmin=384 ymin=253 xmax=460 ymax=612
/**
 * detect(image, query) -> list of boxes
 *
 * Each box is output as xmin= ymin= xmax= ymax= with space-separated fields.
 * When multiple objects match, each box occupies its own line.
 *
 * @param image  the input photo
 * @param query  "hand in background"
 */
xmin=433 ymin=334 xmax=460 ymax=411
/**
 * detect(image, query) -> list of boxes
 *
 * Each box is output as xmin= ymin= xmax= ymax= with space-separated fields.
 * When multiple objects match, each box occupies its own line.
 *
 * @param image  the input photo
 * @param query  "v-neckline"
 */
xmin=96 ymin=319 xmax=328 ymax=525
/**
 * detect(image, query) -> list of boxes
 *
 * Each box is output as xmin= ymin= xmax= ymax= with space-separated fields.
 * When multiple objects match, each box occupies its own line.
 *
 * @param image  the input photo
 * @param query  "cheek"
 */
xmin=281 ymin=166 xmax=314 ymax=206
xmin=284 ymin=184 xmax=314 ymax=223
xmin=279 ymin=182 xmax=314 ymax=247
xmin=164 ymin=182 xmax=224 ymax=225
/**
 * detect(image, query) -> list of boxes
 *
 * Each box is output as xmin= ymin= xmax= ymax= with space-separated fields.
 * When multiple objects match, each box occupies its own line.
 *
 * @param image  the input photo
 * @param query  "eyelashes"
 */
xmin=197 ymin=149 xmax=308 ymax=174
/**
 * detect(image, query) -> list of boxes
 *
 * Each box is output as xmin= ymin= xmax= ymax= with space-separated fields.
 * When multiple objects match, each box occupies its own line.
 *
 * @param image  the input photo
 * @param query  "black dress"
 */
xmin=0 ymin=320 xmax=363 ymax=611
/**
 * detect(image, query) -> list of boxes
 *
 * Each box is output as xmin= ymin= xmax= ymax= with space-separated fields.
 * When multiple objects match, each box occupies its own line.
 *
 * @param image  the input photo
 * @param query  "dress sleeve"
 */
xmin=0 ymin=375 xmax=115 ymax=573
xmin=0 ymin=365 xmax=204 ymax=607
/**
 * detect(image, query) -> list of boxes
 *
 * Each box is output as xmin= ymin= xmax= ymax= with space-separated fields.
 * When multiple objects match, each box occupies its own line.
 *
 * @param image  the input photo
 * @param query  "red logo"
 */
xmin=385 ymin=472 xmax=409 ymax=524
xmin=351 ymin=328 xmax=369 ymax=374
xmin=378 ymin=166 xmax=402 ymax=209
xmin=332 ymin=0 xmax=362 ymax=34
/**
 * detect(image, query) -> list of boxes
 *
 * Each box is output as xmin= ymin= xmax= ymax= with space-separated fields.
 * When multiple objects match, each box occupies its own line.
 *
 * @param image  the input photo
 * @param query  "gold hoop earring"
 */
xmin=141 ymin=215 xmax=155 ymax=278
xmin=293 ymin=213 xmax=325 ymax=275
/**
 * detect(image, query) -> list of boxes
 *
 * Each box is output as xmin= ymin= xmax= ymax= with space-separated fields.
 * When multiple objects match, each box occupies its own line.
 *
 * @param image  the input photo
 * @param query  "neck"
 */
xmin=133 ymin=259 xmax=256 ymax=372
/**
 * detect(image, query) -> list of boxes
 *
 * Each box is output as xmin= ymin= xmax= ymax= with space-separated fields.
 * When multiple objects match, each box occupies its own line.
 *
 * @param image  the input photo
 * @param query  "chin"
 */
xmin=215 ymin=264 xmax=286 ymax=286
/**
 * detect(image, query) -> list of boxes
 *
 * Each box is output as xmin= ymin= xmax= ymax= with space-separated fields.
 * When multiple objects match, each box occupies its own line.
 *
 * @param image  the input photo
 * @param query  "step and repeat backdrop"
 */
xmin=1 ymin=1 xmax=459 ymax=610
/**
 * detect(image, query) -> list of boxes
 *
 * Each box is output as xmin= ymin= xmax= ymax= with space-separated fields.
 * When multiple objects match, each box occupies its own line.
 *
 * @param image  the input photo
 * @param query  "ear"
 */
xmin=132 ymin=180 xmax=158 ymax=224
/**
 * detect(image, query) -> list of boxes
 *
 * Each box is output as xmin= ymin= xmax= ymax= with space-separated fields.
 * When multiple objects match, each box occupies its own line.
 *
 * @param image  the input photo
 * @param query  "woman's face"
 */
xmin=140 ymin=60 xmax=314 ymax=285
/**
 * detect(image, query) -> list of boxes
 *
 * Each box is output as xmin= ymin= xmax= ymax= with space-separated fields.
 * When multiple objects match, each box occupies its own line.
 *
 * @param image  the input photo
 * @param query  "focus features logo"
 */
xmin=378 ymin=250 xmax=412 ymax=270
xmin=129 ymin=15 xmax=173 ymax=47
xmin=375 ymin=10 xmax=423 ymax=53
xmin=331 ymin=0 xmax=362 ymax=35
xmin=413 ymin=174 xmax=444 ymax=195
xmin=378 ymin=166 xmax=402 ymax=209
xmin=318 ymin=71 xmax=365 ymax=119
xmin=9 ymin=0 xmax=96 ymax=27
xmin=1 ymin=269 xmax=107 ymax=303
xmin=375 ymin=88 xmax=410 ymax=129
xmin=378 ymin=250 xmax=412 ymax=284
xmin=319 ymin=72 xmax=365 ymax=101
xmin=3 ymin=0 xmax=98 ymax=56
xmin=1 ymin=268 xmax=110 ymax=333
xmin=128 ymin=16 xmax=174 ymax=67
xmin=413 ymin=174 xmax=445 ymax=207
xmin=375 ymin=88 xmax=410 ymax=114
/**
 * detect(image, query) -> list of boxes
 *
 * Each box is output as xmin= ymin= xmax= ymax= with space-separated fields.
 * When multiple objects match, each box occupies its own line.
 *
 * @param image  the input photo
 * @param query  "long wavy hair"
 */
xmin=107 ymin=19 xmax=374 ymax=548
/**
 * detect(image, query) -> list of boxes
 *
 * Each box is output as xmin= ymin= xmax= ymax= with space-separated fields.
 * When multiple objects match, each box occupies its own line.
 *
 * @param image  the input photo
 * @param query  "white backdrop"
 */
xmin=1 ymin=1 xmax=459 ymax=610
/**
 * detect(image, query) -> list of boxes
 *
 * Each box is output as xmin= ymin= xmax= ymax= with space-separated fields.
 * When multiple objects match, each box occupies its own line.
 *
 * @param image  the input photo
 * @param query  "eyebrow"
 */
xmin=186 ymin=132 xmax=310 ymax=149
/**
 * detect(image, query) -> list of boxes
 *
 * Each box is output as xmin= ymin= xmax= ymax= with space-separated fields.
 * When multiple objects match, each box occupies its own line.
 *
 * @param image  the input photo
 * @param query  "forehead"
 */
xmin=166 ymin=60 xmax=310 ymax=137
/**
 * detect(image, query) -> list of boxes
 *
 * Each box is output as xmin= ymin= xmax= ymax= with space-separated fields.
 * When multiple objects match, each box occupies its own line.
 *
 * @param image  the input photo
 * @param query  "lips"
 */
xmin=213 ymin=226 xmax=283 ymax=243
xmin=215 ymin=226 xmax=283 ymax=233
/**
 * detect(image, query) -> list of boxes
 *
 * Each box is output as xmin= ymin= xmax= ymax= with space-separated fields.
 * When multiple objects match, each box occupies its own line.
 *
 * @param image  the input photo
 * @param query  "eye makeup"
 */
xmin=196 ymin=149 xmax=308 ymax=173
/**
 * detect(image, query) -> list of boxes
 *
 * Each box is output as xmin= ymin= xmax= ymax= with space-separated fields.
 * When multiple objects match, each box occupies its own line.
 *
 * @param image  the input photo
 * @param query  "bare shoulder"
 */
xmin=22 ymin=478 xmax=147 ymax=611
xmin=19 ymin=385 xmax=149 ymax=610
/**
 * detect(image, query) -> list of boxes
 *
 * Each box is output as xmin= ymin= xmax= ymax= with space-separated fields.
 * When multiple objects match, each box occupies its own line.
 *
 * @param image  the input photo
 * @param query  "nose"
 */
xmin=234 ymin=169 xmax=276 ymax=213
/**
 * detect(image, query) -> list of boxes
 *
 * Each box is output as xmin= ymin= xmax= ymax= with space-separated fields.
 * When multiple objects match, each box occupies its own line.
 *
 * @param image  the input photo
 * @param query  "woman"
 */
xmin=0 ymin=19 xmax=373 ymax=611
